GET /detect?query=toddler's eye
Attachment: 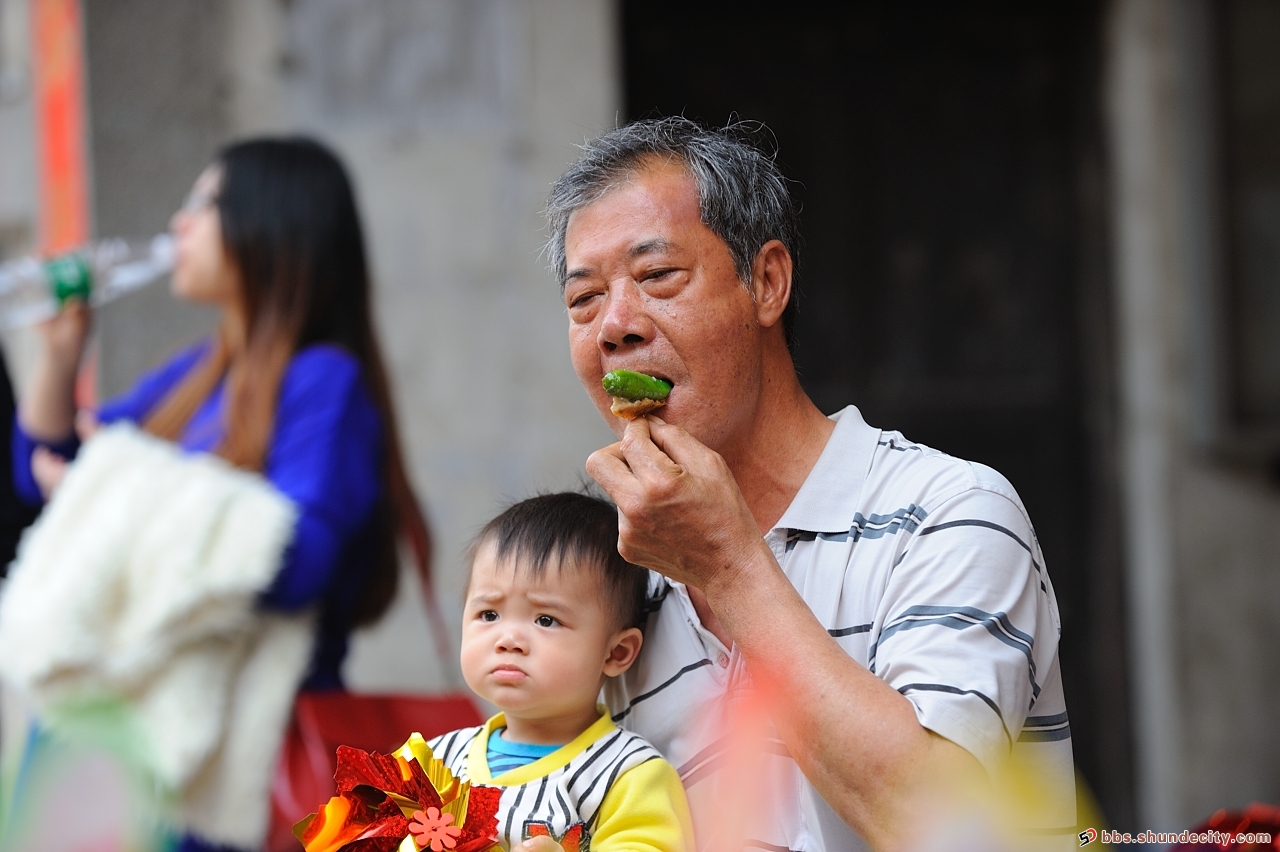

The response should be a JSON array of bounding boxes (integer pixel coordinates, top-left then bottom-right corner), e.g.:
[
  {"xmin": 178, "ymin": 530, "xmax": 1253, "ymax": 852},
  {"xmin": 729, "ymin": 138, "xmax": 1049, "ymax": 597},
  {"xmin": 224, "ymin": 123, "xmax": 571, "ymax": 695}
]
[
  {"xmin": 480, "ymin": 610, "xmax": 499, "ymax": 622},
  {"xmin": 535, "ymin": 615, "xmax": 558, "ymax": 628}
]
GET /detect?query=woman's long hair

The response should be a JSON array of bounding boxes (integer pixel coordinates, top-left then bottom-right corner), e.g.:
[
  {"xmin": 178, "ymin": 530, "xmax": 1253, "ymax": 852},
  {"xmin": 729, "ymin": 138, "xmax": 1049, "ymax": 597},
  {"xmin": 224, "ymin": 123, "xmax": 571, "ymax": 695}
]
[{"xmin": 143, "ymin": 137, "xmax": 430, "ymax": 627}]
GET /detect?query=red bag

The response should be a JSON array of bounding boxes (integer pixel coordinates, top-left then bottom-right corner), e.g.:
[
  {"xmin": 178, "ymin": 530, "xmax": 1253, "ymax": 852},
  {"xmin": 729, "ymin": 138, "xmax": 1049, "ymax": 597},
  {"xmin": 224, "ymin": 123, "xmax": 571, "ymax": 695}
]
[{"xmin": 265, "ymin": 513, "xmax": 482, "ymax": 851}]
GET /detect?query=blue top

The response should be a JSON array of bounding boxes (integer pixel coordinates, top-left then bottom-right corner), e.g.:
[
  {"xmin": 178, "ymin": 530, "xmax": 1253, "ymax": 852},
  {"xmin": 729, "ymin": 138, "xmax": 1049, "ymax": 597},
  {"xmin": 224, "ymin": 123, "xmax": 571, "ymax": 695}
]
[
  {"xmin": 11, "ymin": 340, "xmax": 386, "ymax": 691},
  {"xmin": 486, "ymin": 727, "xmax": 561, "ymax": 776}
]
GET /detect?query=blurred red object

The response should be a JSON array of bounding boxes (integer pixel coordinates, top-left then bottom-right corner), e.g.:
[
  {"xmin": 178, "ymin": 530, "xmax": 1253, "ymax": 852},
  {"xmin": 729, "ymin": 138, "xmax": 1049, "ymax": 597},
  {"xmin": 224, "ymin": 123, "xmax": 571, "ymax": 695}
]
[
  {"xmin": 266, "ymin": 691, "xmax": 483, "ymax": 852},
  {"xmin": 1168, "ymin": 802, "xmax": 1280, "ymax": 851}
]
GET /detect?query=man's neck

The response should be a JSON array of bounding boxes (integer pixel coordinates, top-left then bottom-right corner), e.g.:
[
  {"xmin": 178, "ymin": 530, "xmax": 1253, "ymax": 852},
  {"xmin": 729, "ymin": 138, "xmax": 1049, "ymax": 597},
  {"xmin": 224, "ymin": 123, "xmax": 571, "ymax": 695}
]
[
  {"xmin": 686, "ymin": 369, "xmax": 832, "ymax": 650},
  {"xmin": 718, "ymin": 367, "xmax": 835, "ymax": 536}
]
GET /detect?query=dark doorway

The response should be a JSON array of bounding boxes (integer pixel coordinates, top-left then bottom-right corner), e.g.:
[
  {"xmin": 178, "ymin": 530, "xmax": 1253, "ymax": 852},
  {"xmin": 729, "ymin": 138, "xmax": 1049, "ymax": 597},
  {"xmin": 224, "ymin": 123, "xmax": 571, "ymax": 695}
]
[{"xmin": 623, "ymin": 1, "xmax": 1134, "ymax": 829}]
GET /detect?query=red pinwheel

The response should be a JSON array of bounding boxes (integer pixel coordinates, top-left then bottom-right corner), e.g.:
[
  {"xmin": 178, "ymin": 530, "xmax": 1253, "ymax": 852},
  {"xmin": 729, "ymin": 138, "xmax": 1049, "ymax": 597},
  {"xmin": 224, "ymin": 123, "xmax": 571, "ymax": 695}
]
[{"xmin": 297, "ymin": 735, "xmax": 500, "ymax": 852}]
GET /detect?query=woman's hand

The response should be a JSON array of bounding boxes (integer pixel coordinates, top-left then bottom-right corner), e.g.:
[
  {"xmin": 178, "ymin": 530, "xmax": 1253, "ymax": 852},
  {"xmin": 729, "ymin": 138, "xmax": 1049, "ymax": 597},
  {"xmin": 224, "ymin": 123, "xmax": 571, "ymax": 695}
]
[
  {"xmin": 31, "ymin": 446, "xmax": 68, "ymax": 500},
  {"xmin": 19, "ymin": 301, "xmax": 91, "ymax": 443},
  {"xmin": 38, "ymin": 300, "xmax": 92, "ymax": 376},
  {"xmin": 518, "ymin": 837, "xmax": 565, "ymax": 852},
  {"xmin": 31, "ymin": 411, "xmax": 99, "ymax": 500},
  {"xmin": 75, "ymin": 409, "xmax": 100, "ymax": 441}
]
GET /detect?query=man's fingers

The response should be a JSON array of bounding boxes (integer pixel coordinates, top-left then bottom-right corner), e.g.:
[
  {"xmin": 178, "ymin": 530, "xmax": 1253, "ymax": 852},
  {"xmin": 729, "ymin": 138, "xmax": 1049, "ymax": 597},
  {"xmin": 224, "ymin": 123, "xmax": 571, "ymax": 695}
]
[
  {"xmin": 617, "ymin": 416, "xmax": 684, "ymax": 478},
  {"xmin": 585, "ymin": 443, "xmax": 634, "ymax": 496},
  {"xmin": 645, "ymin": 415, "xmax": 725, "ymax": 474}
]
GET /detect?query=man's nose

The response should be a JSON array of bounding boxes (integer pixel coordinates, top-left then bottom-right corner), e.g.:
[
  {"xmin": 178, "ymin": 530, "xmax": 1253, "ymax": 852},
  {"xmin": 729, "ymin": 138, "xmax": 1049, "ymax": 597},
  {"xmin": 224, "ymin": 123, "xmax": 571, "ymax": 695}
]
[{"xmin": 597, "ymin": 283, "xmax": 651, "ymax": 353}]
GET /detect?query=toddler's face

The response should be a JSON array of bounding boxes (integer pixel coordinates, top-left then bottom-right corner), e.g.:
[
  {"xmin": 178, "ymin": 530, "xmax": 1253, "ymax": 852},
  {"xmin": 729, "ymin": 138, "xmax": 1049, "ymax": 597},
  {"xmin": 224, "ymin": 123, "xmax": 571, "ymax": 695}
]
[{"xmin": 461, "ymin": 542, "xmax": 630, "ymax": 733}]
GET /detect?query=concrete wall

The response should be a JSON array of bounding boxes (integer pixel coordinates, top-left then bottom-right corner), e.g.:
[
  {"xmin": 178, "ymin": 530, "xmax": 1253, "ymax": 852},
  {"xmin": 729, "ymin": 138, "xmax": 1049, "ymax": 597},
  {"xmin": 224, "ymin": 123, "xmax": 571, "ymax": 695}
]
[
  {"xmin": 0, "ymin": 0, "xmax": 33, "ymax": 253},
  {"xmin": 0, "ymin": 0, "xmax": 38, "ymax": 384},
  {"xmin": 74, "ymin": 0, "xmax": 621, "ymax": 691},
  {"xmin": 1106, "ymin": 0, "xmax": 1280, "ymax": 828}
]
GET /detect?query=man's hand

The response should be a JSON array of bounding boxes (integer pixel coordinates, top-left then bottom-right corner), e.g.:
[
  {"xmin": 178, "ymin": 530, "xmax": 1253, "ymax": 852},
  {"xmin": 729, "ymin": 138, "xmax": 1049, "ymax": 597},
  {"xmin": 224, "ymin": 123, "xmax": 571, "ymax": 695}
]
[{"xmin": 585, "ymin": 415, "xmax": 769, "ymax": 596}]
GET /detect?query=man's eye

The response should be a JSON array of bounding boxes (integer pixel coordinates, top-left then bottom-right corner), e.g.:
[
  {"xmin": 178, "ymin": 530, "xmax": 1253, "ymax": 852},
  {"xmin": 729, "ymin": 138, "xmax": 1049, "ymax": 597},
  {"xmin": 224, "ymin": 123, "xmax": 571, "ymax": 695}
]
[
  {"xmin": 568, "ymin": 291, "xmax": 600, "ymax": 310},
  {"xmin": 480, "ymin": 610, "xmax": 498, "ymax": 622},
  {"xmin": 535, "ymin": 615, "xmax": 558, "ymax": 628}
]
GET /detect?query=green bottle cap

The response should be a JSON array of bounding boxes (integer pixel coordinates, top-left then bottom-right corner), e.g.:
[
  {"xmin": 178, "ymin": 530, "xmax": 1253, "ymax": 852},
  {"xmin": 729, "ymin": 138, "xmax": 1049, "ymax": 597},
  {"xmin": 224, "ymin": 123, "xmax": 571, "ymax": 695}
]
[{"xmin": 44, "ymin": 254, "xmax": 93, "ymax": 304}]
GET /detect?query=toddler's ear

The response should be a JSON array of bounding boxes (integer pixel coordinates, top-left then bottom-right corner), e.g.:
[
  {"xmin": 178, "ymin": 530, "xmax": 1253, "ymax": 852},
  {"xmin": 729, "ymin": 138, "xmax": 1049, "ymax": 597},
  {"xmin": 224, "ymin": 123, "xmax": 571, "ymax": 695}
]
[{"xmin": 602, "ymin": 627, "xmax": 643, "ymax": 677}]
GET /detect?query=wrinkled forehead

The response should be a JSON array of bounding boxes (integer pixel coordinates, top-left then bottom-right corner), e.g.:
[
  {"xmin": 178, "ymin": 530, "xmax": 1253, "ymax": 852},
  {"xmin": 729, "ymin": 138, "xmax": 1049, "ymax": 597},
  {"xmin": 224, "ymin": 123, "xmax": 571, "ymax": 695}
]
[
  {"xmin": 577, "ymin": 153, "xmax": 698, "ymax": 217},
  {"xmin": 563, "ymin": 159, "xmax": 708, "ymax": 265}
]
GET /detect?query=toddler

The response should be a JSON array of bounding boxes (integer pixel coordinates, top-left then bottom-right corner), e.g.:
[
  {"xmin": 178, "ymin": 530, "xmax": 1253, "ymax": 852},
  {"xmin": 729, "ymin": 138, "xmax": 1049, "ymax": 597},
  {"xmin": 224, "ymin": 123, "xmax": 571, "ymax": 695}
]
[{"xmin": 426, "ymin": 492, "xmax": 694, "ymax": 852}]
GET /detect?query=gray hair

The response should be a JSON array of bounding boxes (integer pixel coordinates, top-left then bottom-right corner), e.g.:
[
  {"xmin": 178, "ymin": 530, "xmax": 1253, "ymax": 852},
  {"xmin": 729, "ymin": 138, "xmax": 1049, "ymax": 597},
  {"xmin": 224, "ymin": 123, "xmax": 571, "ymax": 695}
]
[{"xmin": 545, "ymin": 116, "xmax": 801, "ymax": 350}]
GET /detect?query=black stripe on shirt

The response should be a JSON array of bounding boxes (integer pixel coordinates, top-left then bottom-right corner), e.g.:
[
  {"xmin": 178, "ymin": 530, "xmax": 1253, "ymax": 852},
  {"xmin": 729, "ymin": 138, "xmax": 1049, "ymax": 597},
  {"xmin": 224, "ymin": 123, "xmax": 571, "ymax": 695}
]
[
  {"xmin": 786, "ymin": 504, "xmax": 929, "ymax": 550},
  {"xmin": 1017, "ymin": 726, "xmax": 1072, "ymax": 743},
  {"xmin": 612, "ymin": 658, "xmax": 715, "ymax": 723},
  {"xmin": 681, "ymin": 751, "xmax": 727, "ymax": 788},
  {"xmin": 576, "ymin": 741, "xmax": 649, "ymax": 816},
  {"xmin": 646, "ymin": 579, "xmax": 671, "ymax": 614},
  {"xmin": 435, "ymin": 729, "xmax": 464, "ymax": 765},
  {"xmin": 676, "ymin": 737, "xmax": 794, "ymax": 789},
  {"xmin": 1019, "ymin": 712, "xmax": 1072, "ymax": 742},
  {"xmin": 870, "ymin": 605, "xmax": 1040, "ymax": 700},
  {"xmin": 897, "ymin": 682, "xmax": 1011, "ymax": 747},
  {"xmin": 582, "ymin": 747, "xmax": 656, "ymax": 826},
  {"xmin": 528, "ymin": 775, "xmax": 549, "ymax": 817},
  {"xmin": 918, "ymin": 518, "xmax": 1044, "ymax": 575},
  {"xmin": 829, "ymin": 623, "xmax": 873, "ymax": 637},
  {"xmin": 554, "ymin": 785, "xmax": 571, "ymax": 824},
  {"xmin": 503, "ymin": 780, "xmax": 527, "ymax": 842},
  {"xmin": 675, "ymin": 736, "xmax": 728, "ymax": 777},
  {"xmin": 565, "ymin": 730, "xmax": 622, "ymax": 789}
]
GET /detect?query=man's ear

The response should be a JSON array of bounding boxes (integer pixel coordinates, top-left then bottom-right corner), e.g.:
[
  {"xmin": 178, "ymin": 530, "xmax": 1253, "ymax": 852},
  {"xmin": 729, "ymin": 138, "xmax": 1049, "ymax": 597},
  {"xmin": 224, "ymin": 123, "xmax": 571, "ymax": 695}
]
[
  {"xmin": 750, "ymin": 239, "xmax": 793, "ymax": 329},
  {"xmin": 602, "ymin": 627, "xmax": 643, "ymax": 677}
]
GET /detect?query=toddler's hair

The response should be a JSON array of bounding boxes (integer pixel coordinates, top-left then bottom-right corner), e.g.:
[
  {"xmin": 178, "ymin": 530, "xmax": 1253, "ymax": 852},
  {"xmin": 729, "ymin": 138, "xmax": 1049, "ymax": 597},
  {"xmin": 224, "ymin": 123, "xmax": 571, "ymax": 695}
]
[{"xmin": 469, "ymin": 491, "xmax": 650, "ymax": 632}]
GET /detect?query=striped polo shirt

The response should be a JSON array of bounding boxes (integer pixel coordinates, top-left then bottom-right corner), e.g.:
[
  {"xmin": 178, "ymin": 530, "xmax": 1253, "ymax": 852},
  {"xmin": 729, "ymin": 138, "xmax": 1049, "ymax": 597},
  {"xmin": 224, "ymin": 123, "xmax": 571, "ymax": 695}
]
[{"xmin": 603, "ymin": 405, "xmax": 1076, "ymax": 852}]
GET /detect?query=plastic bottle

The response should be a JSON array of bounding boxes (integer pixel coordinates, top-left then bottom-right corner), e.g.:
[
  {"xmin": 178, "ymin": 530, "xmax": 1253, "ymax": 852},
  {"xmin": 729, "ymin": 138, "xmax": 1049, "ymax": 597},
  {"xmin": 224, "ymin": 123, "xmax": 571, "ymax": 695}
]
[{"xmin": 0, "ymin": 234, "xmax": 175, "ymax": 330}]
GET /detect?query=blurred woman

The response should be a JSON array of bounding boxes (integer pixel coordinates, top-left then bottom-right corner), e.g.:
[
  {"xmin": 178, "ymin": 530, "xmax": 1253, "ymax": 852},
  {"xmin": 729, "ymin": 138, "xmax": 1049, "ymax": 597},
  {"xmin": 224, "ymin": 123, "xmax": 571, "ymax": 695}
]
[{"xmin": 12, "ymin": 137, "xmax": 430, "ymax": 850}]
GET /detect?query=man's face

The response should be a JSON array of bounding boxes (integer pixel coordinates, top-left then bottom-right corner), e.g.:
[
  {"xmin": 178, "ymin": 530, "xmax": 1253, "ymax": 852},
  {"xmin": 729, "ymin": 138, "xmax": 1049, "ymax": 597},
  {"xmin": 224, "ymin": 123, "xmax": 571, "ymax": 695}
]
[{"xmin": 563, "ymin": 159, "xmax": 764, "ymax": 448}]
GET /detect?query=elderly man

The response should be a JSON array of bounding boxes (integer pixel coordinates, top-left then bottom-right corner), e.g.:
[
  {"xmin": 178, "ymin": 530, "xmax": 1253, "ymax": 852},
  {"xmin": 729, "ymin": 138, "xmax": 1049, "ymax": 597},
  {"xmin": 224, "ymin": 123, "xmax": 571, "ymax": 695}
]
[{"xmin": 547, "ymin": 118, "xmax": 1075, "ymax": 852}]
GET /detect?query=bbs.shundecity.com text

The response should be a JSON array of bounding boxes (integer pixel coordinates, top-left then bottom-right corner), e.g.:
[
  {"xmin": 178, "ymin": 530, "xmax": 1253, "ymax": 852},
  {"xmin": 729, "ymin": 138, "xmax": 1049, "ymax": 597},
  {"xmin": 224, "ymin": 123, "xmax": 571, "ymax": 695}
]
[{"xmin": 1079, "ymin": 827, "xmax": 1273, "ymax": 846}]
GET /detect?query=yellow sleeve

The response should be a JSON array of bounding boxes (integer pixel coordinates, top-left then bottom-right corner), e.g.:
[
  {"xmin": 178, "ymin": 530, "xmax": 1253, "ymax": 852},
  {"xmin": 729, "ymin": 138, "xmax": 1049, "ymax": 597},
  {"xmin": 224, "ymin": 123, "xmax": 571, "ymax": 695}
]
[{"xmin": 590, "ymin": 757, "xmax": 695, "ymax": 852}]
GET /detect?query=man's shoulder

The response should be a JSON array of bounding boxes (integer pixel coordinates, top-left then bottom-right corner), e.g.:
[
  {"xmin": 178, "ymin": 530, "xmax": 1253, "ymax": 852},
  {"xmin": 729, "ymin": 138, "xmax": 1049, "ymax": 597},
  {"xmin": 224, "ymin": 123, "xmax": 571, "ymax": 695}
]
[
  {"xmin": 862, "ymin": 427, "xmax": 1027, "ymax": 517},
  {"xmin": 780, "ymin": 405, "xmax": 1032, "ymax": 537}
]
